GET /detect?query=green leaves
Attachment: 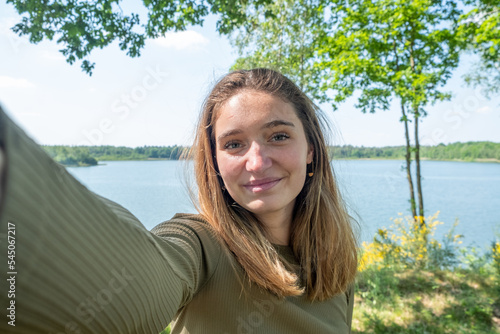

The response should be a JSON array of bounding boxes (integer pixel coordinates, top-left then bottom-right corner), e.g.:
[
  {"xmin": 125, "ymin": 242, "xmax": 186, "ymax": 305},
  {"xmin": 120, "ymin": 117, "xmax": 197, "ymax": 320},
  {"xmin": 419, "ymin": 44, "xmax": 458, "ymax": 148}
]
[
  {"xmin": 228, "ymin": 0, "xmax": 331, "ymax": 104},
  {"xmin": 321, "ymin": 0, "xmax": 463, "ymax": 114},
  {"xmin": 144, "ymin": 0, "xmax": 209, "ymax": 36},
  {"xmin": 458, "ymin": 0, "xmax": 500, "ymax": 97},
  {"xmin": 5, "ymin": 0, "xmax": 273, "ymax": 74},
  {"xmin": 7, "ymin": 0, "xmax": 145, "ymax": 75},
  {"xmin": 7, "ymin": 0, "xmax": 498, "ymax": 97}
]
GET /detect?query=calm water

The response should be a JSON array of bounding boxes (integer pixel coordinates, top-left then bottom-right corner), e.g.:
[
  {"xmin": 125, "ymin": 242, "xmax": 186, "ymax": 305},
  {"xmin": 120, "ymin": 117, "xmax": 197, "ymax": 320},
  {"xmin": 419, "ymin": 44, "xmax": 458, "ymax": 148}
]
[{"xmin": 67, "ymin": 160, "xmax": 500, "ymax": 249}]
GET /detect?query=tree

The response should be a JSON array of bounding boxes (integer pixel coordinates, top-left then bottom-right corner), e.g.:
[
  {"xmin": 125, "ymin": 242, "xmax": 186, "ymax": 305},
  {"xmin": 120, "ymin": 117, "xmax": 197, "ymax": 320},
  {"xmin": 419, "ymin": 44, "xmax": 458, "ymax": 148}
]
[
  {"xmin": 229, "ymin": 0, "xmax": 328, "ymax": 103},
  {"xmin": 459, "ymin": 0, "xmax": 500, "ymax": 97},
  {"xmin": 5, "ymin": 0, "xmax": 272, "ymax": 74},
  {"xmin": 318, "ymin": 0, "xmax": 463, "ymax": 221}
]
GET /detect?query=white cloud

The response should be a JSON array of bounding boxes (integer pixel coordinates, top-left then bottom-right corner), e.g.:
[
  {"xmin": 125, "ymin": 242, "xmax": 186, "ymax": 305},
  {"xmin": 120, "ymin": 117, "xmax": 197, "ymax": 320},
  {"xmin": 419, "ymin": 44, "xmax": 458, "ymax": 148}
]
[
  {"xmin": 0, "ymin": 76, "xmax": 36, "ymax": 88},
  {"xmin": 475, "ymin": 106, "xmax": 492, "ymax": 114},
  {"xmin": 153, "ymin": 30, "xmax": 209, "ymax": 50}
]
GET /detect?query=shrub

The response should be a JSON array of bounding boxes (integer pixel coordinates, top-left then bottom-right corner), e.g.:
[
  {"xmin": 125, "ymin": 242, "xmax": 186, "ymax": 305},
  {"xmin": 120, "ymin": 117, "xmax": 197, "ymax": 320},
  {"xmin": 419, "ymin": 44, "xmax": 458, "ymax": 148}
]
[{"xmin": 359, "ymin": 212, "xmax": 463, "ymax": 272}]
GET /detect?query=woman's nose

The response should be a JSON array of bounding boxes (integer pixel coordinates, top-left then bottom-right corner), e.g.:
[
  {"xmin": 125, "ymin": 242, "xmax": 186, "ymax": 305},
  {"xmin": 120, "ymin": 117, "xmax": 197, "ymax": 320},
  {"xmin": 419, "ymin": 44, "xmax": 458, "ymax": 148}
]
[{"xmin": 245, "ymin": 142, "xmax": 271, "ymax": 173}]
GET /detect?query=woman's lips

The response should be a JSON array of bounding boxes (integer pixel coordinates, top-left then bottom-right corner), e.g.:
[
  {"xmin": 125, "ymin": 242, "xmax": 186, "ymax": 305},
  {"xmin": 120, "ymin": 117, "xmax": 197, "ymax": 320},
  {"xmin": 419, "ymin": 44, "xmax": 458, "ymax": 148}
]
[{"xmin": 243, "ymin": 178, "xmax": 282, "ymax": 193}]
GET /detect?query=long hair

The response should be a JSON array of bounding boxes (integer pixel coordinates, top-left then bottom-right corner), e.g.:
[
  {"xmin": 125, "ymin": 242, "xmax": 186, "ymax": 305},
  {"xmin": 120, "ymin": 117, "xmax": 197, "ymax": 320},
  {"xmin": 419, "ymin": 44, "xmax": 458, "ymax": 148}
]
[{"xmin": 190, "ymin": 68, "xmax": 358, "ymax": 301}]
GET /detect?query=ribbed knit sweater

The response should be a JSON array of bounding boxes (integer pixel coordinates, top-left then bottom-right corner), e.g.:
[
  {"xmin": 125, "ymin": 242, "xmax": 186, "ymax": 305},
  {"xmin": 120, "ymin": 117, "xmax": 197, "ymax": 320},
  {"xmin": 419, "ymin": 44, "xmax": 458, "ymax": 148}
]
[{"xmin": 0, "ymin": 106, "xmax": 353, "ymax": 334}]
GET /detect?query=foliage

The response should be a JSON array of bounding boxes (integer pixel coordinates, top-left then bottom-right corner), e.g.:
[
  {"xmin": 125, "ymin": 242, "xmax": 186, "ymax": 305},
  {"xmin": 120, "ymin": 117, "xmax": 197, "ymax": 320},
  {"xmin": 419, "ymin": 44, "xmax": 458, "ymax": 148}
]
[
  {"xmin": 329, "ymin": 141, "xmax": 500, "ymax": 161},
  {"xmin": 355, "ymin": 212, "xmax": 500, "ymax": 333},
  {"xmin": 42, "ymin": 144, "xmax": 188, "ymax": 166},
  {"xmin": 494, "ymin": 241, "xmax": 500, "ymax": 272},
  {"xmin": 459, "ymin": 0, "xmax": 500, "ymax": 97},
  {"xmin": 6, "ymin": 0, "xmax": 145, "ymax": 74},
  {"xmin": 43, "ymin": 146, "xmax": 98, "ymax": 166},
  {"xmin": 320, "ymin": 0, "xmax": 466, "ymax": 219},
  {"xmin": 358, "ymin": 212, "xmax": 463, "ymax": 271},
  {"xmin": 5, "ymin": 0, "xmax": 273, "ymax": 74},
  {"xmin": 354, "ymin": 267, "xmax": 499, "ymax": 333},
  {"xmin": 229, "ymin": 0, "xmax": 328, "ymax": 103},
  {"xmin": 319, "ymin": 0, "xmax": 463, "ymax": 113},
  {"xmin": 493, "ymin": 240, "xmax": 500, "ymax": 292},
  {"xmin": 420, "ymin": 141, "xmax": 500, "ymax": 161}
]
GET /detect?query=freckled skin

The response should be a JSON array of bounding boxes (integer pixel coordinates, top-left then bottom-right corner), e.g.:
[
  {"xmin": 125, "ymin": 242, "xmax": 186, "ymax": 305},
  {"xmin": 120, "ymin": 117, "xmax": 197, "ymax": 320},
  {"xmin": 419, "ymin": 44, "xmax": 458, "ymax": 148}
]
[{"xmin": 215, "ymin": 91, "xmax": 313, "ymax": 243}]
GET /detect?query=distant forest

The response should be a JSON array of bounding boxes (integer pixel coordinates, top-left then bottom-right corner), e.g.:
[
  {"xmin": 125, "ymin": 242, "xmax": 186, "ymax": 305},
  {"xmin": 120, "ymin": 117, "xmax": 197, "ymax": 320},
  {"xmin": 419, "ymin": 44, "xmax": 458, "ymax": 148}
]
[
  {"xmin": 42, "ymin": 141, "xmax": 500, "ymax": 166},
  {"xmin": 42, "ymin": 145, "xmax": 188, "ymax": 166},
  {"xmin": 330, "ymin": 141, "xmax": 500, "ymax": 161}
]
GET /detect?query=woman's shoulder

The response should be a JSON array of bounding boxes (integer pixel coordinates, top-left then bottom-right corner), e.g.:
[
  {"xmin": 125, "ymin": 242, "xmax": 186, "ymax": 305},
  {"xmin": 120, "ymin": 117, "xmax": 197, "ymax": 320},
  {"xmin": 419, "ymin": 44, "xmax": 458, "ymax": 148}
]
[
  {"xmin": 150, "ymin": 213, "xmax": 223, "ymax": 259},
  {"xmin": 151, "ymin": 213, "xmax": 214, "ymax": 237}
]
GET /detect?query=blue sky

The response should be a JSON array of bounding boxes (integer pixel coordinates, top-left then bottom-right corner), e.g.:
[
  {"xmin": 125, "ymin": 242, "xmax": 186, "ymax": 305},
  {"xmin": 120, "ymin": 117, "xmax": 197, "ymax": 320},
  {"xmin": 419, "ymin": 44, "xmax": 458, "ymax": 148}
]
[{"xmin": 1, "ymin": 2, "xmax": 499, "ymax": 148}]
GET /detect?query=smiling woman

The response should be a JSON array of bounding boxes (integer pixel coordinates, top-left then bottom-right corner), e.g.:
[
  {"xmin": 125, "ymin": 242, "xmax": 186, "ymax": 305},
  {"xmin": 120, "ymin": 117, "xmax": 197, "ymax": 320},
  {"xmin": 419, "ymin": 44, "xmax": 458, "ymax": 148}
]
[
  {"xmin": 0, "ymin": 69, "xmax": 358, "ymax": 334},
  {"xmin": 215, "ymin": 91, "xmax": 313, "ymax": 244}
]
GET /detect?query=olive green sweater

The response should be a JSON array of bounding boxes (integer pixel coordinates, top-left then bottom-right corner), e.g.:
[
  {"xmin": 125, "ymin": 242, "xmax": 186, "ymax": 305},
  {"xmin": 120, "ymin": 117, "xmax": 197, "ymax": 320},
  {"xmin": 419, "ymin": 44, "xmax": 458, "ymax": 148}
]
[{"xmin": 0, "ymin": 107, "xmax": 353, "ymax": 334}]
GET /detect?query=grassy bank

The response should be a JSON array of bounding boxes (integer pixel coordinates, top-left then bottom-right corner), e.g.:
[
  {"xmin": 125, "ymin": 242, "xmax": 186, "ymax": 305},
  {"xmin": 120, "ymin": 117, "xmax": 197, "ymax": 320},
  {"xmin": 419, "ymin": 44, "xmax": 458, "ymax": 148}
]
[
  {"xmin": 354, "ymin": 266, "xmax": 498, "ymax": 333},
  {"xmin": 354, "ymin": 213, "xmax": 500, "ymax": 333}
]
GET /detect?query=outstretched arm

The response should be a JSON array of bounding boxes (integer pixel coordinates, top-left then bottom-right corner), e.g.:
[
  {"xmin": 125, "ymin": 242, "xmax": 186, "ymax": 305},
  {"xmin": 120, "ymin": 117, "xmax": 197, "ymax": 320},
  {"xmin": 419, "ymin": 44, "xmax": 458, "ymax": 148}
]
[{"xmin": 0, "ymin": 107, "xmax": 214, "ymax": 333}]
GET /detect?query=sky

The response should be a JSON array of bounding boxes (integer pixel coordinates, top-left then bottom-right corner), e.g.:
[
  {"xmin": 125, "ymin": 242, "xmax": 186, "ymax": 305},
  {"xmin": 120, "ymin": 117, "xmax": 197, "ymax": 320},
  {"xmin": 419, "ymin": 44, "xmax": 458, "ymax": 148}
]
[{"xmin": 1, "ymin": 2, "xmax": 499, "ymax": 148}]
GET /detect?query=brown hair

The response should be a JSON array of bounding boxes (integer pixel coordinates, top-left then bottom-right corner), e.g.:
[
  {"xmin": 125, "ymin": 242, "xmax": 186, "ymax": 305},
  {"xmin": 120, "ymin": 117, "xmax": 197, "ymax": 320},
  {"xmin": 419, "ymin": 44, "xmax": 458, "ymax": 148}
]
[{"xmin": 190, "ymin": 68, "xmax": 358, "ymax": 301}]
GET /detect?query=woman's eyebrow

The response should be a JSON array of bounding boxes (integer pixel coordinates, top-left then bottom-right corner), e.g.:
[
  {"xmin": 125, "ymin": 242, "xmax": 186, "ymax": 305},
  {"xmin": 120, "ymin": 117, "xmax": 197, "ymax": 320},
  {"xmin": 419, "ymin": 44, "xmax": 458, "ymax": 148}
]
[
  {"xmin": 217, "ymin": 129, "xmax": 243, "ymax": 142},
  {"xmin": 262, "ymin": 120, "xmax": 295, "ymax": 129},
  {"xmin": 217, "ymin": 120, "xmax": 295, "ymax": 142}
]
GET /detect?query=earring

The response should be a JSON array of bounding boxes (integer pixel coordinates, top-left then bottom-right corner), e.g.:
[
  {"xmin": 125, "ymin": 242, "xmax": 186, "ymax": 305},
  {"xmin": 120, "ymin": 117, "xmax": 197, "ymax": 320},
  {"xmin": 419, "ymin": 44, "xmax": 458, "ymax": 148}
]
[{"xmin": 308, "ymin": 162, "xmax": 314, "ymax": 177}]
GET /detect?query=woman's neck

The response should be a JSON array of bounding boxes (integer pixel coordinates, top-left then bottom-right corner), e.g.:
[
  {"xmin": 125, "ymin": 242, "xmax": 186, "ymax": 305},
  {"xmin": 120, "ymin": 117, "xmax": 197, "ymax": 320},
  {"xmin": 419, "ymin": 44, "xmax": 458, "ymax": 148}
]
[{"xmin": 257, "ymin": 209, "xmax": 293, "ymax": 246}]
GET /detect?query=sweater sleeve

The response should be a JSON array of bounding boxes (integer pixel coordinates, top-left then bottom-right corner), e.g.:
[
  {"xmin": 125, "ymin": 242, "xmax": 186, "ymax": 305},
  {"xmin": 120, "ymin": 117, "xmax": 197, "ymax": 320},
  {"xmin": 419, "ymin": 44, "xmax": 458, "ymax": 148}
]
[{"xmin": 0, "ymin": 107, "xmax": 219, "ymax": 333}]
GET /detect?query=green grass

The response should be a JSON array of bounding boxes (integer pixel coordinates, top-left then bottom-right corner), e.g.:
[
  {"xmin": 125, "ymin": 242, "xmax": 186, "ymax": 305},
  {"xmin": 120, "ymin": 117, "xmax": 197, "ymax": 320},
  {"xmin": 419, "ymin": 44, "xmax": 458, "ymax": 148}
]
[{"xmin": 353, "ymin": 266, "xmax": 500, "ymax": 333}]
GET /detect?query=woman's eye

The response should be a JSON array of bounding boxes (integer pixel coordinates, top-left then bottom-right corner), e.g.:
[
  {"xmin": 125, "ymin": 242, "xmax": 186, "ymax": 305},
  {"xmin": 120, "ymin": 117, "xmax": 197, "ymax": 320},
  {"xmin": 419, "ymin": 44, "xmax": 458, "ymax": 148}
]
[
  {"xmin": 271, "ymin": 133, "xmax": 290, "ymax": 142},
  {"xmin": 224, "ymin": 141, "xmax": 241, "ymax": 150}
]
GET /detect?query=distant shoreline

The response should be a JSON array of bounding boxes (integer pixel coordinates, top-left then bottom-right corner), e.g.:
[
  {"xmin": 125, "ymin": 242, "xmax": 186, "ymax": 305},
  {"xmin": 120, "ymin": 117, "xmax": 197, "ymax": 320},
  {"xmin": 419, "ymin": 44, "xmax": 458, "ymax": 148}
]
[
  {"xmin": 82, "ymin": 157, "xmax": 499, "ymax": 167},
  {"xmin": 336, "ymin": 157, "xmax": 500, "ymax": 163},
  {"xmin": 43, "ymin": 141, "xmax": 500, "ymax": 166}
]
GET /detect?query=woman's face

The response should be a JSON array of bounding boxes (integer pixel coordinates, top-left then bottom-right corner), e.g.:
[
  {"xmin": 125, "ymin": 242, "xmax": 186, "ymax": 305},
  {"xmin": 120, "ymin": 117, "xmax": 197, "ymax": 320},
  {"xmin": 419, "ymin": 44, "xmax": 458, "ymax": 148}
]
[{"xmin": 214, "ymin": 90, "xmax": 313, "ymax": 224}]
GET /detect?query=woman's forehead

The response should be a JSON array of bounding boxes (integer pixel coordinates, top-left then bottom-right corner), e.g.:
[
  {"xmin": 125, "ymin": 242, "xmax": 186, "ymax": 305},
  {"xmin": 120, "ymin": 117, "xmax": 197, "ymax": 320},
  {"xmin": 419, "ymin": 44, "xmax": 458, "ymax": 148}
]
[{"xmin": 214, "ymin": 91, "xmax": 299, "ymax": 130}]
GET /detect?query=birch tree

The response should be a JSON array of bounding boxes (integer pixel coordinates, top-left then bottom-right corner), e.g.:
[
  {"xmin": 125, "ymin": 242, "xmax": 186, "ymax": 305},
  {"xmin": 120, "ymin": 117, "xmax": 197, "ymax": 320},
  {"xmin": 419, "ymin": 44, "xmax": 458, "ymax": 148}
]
[{"xmin": 319, "ymin": 0, "xmax": 463, "ymax": 221}]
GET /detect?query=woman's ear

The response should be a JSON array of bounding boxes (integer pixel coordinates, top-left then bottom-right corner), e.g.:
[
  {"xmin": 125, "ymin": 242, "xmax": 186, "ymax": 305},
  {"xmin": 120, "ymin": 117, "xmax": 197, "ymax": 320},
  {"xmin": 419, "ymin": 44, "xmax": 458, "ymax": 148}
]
[{"xmin": 306, "ymin": 145, "xmax": 314, "ymax": 164}]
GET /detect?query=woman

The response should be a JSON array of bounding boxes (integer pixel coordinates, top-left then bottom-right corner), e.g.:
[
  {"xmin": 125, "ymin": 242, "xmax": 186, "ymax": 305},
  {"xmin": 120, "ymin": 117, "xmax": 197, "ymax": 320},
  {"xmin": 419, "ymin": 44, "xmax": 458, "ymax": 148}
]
[{"xmin": 0, "ymin": 68, "xmax": 358, "ymax": 333}]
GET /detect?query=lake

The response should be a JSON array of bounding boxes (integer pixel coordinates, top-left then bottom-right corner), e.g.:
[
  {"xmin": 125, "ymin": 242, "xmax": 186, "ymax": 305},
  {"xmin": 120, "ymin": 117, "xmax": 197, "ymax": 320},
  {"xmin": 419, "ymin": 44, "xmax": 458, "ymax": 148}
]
[{"xmin": 67, "ymin": 159, "xmax": 500, "ymax": 250}]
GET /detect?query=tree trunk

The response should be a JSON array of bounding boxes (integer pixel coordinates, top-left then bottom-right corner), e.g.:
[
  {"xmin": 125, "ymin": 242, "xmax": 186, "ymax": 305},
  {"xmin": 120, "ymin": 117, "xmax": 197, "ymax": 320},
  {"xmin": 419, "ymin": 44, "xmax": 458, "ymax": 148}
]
[
  {"xmin": 401, "ymin": 102, "xmax": 417, "ymax": 218},
  {"xmin": 409, "ymin": 35, "xmax": 425, "ymax": 226},
  {"xmin": 393, "ymin": 40, "xmax": 417, "ymax": 219},
  {"xmin": 414, "ymin": 106, "xmax": 425, "ymax": 225}
]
